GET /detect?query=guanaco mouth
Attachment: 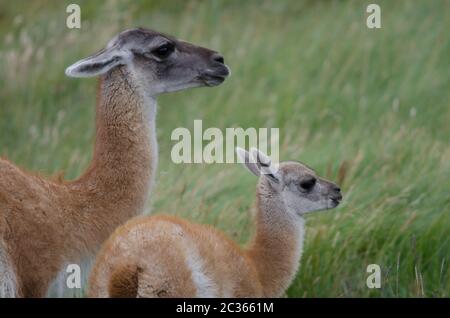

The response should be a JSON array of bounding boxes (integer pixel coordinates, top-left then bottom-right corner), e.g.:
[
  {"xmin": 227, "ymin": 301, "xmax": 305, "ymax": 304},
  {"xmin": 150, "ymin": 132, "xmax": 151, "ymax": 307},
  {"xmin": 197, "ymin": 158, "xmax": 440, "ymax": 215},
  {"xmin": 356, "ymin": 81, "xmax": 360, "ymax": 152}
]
[
  {"xmin": 199, "ymin": 74, "xmax": 227, "ymax": 86},
  {"xmin": 198, "ymin": 66, "xmax": 230, "ymax": 86},
  {"xmin": 330, "ymin": 197, "xmax": 342, "ymax": 207}
]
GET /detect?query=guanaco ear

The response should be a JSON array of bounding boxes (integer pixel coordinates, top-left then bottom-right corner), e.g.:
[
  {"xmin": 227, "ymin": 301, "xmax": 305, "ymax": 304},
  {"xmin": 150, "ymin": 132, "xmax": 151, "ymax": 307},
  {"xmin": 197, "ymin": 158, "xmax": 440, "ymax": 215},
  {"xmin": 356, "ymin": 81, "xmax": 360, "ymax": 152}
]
[
  {"xmin": 236, "ymin": 147, "xmax": 260, "ymax": 177},
  {"xmin": 249, "ymin": 147, "xmax": 279, "ymax": 182},
  {"xmin": 65, "ymin": 45, "xmax": 127, "ymax": 78}
]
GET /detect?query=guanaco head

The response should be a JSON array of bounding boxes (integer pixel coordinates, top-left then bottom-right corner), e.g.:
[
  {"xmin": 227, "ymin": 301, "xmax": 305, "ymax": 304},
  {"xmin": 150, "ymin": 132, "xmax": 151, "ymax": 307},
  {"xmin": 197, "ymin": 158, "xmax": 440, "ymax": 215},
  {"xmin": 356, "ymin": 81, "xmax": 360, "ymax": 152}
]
[
  {"xmin": 65, "ymin": 28, "xmax": 230, "ymax": 95},
  {"xmin": 236, "ymin": 147, "xmax": 343, "ymax": 216}
]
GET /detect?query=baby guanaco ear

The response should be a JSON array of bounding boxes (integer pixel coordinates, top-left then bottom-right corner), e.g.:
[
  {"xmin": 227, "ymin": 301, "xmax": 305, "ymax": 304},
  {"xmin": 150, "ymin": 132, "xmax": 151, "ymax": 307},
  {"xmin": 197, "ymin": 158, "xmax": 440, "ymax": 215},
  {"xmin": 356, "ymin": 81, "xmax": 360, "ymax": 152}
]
[
  {"xmin": 249, "ymin": 147, "xmax": 279, "ymax": 182},
  {"xmin": 65, "ymin": 45, "xmax": 128, "ymax": 78},
  {"xmin": 236, "ymin": 147, "xmax": 279, "ymax": 183},
  {"xmin": 236, "ymin": 147, "xmax": 260, "ymax": 177}
]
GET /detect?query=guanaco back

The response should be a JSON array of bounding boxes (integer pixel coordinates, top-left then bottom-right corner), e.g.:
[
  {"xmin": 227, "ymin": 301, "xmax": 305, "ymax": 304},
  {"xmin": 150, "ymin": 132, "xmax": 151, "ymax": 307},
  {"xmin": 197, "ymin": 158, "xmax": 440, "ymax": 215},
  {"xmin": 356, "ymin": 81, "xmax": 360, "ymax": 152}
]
[{"xmin": 88, "ymin": 148, "xmax": 342, "ymax": 297}]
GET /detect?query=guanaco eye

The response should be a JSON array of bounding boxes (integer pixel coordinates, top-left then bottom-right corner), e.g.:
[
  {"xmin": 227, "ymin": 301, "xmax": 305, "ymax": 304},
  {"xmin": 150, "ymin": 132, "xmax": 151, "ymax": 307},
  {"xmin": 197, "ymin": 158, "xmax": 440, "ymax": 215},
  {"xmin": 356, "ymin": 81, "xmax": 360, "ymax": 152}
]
[
  {"xmin": 152, "ymin": 43, "xmax": 174, "ymax": 59},
  {"xmin": 299, "ymin": 177, "xmax": 316, "ymax": 191}
]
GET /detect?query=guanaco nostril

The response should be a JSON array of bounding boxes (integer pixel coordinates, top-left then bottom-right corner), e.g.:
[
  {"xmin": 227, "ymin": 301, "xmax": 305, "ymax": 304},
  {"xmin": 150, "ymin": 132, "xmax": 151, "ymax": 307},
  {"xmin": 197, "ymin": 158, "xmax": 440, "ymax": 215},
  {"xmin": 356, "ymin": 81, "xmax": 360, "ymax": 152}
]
[{"xmin": 212, "ymin": 54, "xmax": 225, "ymax": 64}]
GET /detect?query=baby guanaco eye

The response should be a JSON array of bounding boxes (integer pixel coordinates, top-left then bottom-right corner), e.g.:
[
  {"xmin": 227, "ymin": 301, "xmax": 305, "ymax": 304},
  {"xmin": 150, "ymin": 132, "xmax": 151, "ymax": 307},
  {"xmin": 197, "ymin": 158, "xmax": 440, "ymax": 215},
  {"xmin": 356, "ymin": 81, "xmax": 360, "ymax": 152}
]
[
  {"xmin": 299, "ymin": 177, "xmax": 316, "ymax": 191},
  {"xmin": 152, "ymin": 43, "xmax": 174, "ymax": 59}
]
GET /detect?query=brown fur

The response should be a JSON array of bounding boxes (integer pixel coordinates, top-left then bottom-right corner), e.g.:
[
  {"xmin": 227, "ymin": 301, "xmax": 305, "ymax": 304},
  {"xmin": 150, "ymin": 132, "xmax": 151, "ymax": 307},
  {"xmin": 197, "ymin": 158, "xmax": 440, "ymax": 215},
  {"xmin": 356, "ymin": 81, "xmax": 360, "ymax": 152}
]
[
  {"xmin": 0, "ymin": 67, "xmax": 156, "ymax": 297},
  {"xmin": 109, "ymin": 263, "xmax": 142, "ymax": 298},
  {"xmin": 89, "ymin": 177, "xmax": 305, "ymax": 298},
  {"xmin": 88, "ymin": 215, "xmax": 261, "ymax": 297}
]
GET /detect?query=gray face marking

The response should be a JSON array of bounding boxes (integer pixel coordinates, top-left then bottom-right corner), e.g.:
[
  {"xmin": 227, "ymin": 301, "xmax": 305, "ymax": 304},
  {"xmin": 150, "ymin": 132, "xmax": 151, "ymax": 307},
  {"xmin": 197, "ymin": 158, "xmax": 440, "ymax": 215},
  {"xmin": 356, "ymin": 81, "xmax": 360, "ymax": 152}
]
[{"xmin": 66, "ymin": 28, "xmax": 230, "ymax": 96}]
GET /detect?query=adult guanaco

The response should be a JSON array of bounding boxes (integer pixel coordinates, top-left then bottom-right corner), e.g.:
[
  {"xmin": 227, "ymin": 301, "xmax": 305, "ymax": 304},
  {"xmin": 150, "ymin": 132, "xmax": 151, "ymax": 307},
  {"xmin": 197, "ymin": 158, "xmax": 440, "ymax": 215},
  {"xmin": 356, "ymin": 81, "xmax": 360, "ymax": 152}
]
[{"xmin": 0, "ymin": 27, "xmax": 229, "ymax": 297}]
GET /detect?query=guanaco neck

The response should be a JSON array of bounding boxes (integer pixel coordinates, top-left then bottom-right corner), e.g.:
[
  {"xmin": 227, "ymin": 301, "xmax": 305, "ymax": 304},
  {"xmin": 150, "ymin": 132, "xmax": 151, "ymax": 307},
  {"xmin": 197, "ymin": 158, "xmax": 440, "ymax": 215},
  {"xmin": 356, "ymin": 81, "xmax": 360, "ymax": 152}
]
[
  {"xmin": 245, "ymin": 178, "xmax": 305, "ymax": 297},
  {"xmin": 68, "ymin": 66, "xmax": 157, "ymax": 247}
]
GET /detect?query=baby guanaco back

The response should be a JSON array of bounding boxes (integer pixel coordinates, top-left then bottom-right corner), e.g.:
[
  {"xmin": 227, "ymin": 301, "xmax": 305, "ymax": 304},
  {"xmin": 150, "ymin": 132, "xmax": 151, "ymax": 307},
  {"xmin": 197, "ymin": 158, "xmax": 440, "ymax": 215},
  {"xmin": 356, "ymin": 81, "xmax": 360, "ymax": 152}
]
[{"xmin": 88, "ymin": 148, "xmax": 342, "ymax": 297}]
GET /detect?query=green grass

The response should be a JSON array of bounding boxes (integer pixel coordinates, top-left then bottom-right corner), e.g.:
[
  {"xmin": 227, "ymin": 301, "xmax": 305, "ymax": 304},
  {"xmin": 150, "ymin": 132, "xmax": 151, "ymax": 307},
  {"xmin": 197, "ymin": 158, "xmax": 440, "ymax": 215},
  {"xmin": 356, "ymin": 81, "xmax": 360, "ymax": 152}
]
[{"xmin": 0, "ymin": 0, "xmax": 449, "ymax": 297}]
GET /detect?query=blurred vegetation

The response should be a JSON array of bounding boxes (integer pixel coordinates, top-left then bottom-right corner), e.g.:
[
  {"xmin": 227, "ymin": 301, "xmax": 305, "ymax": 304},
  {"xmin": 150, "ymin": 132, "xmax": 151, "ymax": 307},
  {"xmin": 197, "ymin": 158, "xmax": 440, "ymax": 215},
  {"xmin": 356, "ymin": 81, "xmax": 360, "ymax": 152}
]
[{"xmin": 0, "ymin": 0, "xmax": 449, "ymax": 297}]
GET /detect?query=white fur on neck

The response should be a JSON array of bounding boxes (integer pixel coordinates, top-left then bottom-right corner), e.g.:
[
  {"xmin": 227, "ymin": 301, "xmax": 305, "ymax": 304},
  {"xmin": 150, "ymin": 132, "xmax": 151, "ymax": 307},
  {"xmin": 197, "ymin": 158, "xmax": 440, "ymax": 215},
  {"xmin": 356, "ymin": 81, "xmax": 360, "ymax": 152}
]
[
  {"xmin": 123, "ymin": 66, "xmax": 159, "ymax": 211},
  {"xmin": 140, "ymin": 91, "xmax": 158, "ymax": 211}
]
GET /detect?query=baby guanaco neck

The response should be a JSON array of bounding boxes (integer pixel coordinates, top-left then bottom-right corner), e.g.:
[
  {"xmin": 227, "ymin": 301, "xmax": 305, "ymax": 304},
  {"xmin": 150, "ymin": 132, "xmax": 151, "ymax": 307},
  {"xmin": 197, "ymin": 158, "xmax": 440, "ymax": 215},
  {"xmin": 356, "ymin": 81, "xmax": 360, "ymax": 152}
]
[{"xmin": 246, "ymin": 178, "xmax": 305, "ymax": 297}]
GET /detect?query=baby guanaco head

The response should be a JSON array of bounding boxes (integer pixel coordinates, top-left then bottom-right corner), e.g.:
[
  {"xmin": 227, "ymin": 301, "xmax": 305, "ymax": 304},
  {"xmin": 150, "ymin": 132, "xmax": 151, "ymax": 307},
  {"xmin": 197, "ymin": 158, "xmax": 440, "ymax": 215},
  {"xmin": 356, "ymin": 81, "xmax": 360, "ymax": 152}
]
[
  {"xmin": 236, "ymin": 147, "xmax": 343, "ymax": 216},
  {"xmin": 65, "ymin": 27, "xmax": 230, "ymax": 95}
]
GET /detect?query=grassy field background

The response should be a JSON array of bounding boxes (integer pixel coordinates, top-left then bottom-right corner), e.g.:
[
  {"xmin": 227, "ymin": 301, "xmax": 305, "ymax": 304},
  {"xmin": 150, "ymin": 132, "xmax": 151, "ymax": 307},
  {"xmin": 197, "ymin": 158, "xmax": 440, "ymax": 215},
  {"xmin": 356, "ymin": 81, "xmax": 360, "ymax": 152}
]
[{"xmin": 0, "ymin": 0, "xmax": 449, "ymax": 297}]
